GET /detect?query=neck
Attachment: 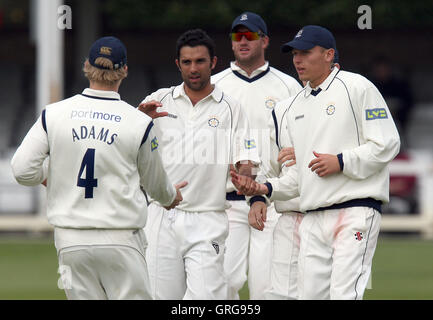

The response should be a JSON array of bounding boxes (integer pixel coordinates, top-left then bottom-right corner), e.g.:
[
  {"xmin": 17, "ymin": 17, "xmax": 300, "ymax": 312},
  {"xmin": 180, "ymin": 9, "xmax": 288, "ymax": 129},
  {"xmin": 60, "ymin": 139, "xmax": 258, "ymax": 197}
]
[
  {"xmin": 309, "ymin": 69, "xmax": 333, "ymax": 89},
  {"xmin": 89, "ymin": 81, "xmax": 120, "ymax": 92},
  {"xmin": 235, "ymin": 59, "xmax": 266, "ymax": 76},
  {"xmin": 184, "ymin": 83, "xmax": 214, "ymax": 106}
]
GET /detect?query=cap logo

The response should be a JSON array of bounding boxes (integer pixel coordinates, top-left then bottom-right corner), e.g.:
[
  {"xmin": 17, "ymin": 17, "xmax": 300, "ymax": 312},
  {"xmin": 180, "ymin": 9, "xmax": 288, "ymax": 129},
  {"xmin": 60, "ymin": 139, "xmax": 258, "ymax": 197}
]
[
  {"xmin": 99, "ymin": 46, "xmax": 112, "ymax": 55},
  {"xmin": 295, "ymin": 29, "xmax": 303, "ymax": 38},
  {"xmin": 240, "ymin": 14, "xmax": 248, "ymax": 21}
]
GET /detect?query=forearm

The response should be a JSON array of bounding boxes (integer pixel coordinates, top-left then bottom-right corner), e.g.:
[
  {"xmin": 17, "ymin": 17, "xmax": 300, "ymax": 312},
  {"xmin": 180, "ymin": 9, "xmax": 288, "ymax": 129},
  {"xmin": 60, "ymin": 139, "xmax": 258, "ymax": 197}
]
[{"xmin": 236, "ymin": 161, "xmax": 257, "ymax": 180}]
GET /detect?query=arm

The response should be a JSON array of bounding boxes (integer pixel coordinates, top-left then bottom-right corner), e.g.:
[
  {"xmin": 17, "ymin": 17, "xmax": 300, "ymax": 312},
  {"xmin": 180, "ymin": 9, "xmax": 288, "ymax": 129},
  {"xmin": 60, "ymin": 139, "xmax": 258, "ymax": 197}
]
[
  {"xmin": 138, "ymin": 124, "xmax": 186, "ymax": 209},
  {"xmin": 11, "ymin": 115, "xmax": 49, "ymax": 186},
  {"xmin": 341, "ymin": 85, "xmax": 400, "ymax": 180}
]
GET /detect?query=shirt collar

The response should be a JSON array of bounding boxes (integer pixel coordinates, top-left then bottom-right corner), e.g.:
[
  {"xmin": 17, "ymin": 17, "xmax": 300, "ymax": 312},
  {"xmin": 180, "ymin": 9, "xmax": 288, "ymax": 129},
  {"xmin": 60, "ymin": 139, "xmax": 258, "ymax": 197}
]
[
  {"xmin": 172, "ymin": 83, "xmax": 223, "ymax": 103},
  {"xmin": 82, "ymin": 88, "xmax": 121, "ymax": 100},
  {"xmin": 305, "ymin": 67, "xmax": 340, "ymax": 97},
  {"xmin": 230, "ymin": 61, "xmax": 269, "ymax": 78}
]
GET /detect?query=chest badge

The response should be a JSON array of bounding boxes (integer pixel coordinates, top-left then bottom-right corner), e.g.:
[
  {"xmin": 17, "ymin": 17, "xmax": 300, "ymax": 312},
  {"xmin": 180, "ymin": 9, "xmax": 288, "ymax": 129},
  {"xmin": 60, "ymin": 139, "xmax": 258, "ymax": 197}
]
[
  {"xmin": 326, "ymin": 104, "xmax": 336, "ymax": 115},
  {"xmin": 265, "ymin": 98, "xmax": 277, "ymax": 109},
  {"xmin": 208, "ymin": 116, "xmax": 220, "ymax": 128}
]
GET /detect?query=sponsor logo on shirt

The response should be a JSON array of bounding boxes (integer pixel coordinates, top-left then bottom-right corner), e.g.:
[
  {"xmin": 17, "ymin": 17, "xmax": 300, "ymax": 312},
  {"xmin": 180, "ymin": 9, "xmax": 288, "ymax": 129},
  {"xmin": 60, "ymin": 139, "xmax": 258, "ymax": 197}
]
[
  {"xmin": 354, "ymin": 232, "xmax": 363, "ymax": 241},
  {"xmin": 167, "ymin": 113, "xmax": 178, "ymax": 119},
  {"xmin": 151, "ymin": 136, "xmax": 159, "ymax": 151},
  {"xmin": 244, "ymin": 139, "xmax": 256, "ymax": 149},
  {"xmin": 71, "ymin": 109, "xmax": 122, "ymax": 123},
  {"xmin": 211, "ymin": 241, "xmax": 220, "ymax": 254},
  {"xmin": 366, "ymin": 108, "xmax": 388, "ymax": 120}
]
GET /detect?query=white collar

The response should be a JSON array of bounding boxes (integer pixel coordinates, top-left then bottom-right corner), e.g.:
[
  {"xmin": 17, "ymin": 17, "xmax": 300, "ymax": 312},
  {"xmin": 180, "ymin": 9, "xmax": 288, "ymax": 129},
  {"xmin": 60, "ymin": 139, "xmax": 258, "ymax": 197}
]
[
  {"xmin": 230, "ymin": 61, "xmax": 269, "ymax": 78},
  {"xmin": 82, "ymin": 88, "xmax": 121, "ymax": 100},
  {"xmin": 305, "ymin": 67, "xmax": 340, "ymax": 97}
]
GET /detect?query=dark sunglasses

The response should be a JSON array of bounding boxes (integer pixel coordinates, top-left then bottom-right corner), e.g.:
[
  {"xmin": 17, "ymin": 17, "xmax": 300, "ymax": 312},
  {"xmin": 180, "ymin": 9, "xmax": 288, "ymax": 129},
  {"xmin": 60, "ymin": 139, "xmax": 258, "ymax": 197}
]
[{"xmin": 230, "ymin": 31, "xmax": 264, "ymax": 42}]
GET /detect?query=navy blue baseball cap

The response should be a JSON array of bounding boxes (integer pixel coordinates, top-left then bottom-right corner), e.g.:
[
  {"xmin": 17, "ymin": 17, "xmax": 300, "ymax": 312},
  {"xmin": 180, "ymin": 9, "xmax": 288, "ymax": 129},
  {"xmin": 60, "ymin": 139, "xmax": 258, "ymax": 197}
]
[
  {"xmin": 281, "ymin": 25, "xmax": 336, "ymax": 52},
  {"xmin": 231, "ymin": 12, "xmax": 268, "ymax": 36},
  {"xmin": 89, "ymin": 36, "xmax": 127, "ymax": 70}
]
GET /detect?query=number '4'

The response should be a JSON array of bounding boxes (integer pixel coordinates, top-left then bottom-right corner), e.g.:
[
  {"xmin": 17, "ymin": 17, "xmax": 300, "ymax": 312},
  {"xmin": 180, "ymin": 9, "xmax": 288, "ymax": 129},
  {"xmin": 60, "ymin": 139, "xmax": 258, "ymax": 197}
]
[{"xmin": 77, "ymin": 148, "xmax": 98, "ymax": 198}]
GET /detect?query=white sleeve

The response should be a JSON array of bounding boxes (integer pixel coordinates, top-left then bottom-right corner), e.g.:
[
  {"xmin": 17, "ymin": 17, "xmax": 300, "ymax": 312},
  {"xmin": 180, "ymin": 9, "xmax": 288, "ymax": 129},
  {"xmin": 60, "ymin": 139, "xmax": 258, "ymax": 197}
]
[
  {"xmin": 267, "ymin": 109, "xmax": 300, "ymax": 201},
  {"xmin": 342, "ymin": 85, "xmax": 401, "ymax": 180},
  {"xmin": 231, "ymin": 103, "xmax": 261, "ymax": 166},
  {"xmin": 138, "ymin": 123, "xmax": 176, "ymax": 207},
  {"xmin": 11, "ymin": 115, "xmax": 49, "ymax": 186}
]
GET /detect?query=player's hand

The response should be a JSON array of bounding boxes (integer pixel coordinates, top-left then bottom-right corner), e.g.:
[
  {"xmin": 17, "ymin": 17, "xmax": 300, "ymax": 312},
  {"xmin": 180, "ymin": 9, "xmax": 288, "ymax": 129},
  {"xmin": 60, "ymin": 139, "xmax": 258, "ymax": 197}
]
[
  {"xmin": 248, "ymin": 201, "xmax": 267, "ymax": 231},
  {"xmin": 308, "ymin": 151, "xmax": 341, "ymax": 177},
  {"xmin": 165, "ymin": 181, "xmax": 188, "ymax": 210},
  {"xmin": 42, "ymin": 179, "xmax": 47, "ymax": 187},
  {"xmin": 230, "ymin": 170, "xmax": 268, "ymax": 196},
  {"xmin": 138, "ymin": 100, "xmax": 168, "ymax": 119},
  {"xmin": 278, "ymin": 147, "xmax": 296, "ymax": 167}
]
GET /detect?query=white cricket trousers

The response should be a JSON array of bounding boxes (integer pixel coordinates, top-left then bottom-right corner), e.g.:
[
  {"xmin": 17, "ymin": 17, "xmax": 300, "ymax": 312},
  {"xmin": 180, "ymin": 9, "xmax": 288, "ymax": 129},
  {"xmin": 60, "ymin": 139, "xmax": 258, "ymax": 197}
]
[
  {"xmin": 144, "ymin": 203, "xmax": 229, "ymax": 300},
  {"xmin": 265, "ymin": 211, "xmax": 303, "ymax": 300},
  {"xmin": 224, "ymin": 200, "xmax": 279, "ymax": 300},
  {"xmin": 297, "ymin": 207, "xmax": 381, "ymax": 300},
  {"xmin": 54, "ymin": 228, "xmax": 152, "ymax": 300}
]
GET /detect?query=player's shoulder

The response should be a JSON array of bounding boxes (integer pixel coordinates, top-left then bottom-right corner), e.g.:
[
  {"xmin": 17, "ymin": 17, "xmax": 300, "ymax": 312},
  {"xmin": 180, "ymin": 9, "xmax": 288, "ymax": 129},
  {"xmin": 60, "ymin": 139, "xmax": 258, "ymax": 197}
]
[
  {"xmin": 211, "ymin": 67, "xmax": 233, "ymax": 84},
  {"xmin": 268, "ymin": 66, "xmax": 301, "ymax": 86},
  {"xmin": 142, "ymin": 86, "xmax": 177, "ymax": 103},
  {"xmin": 335, "ymin": 70, "xmax": 376, "ymax": 90},
  {"xmin": 216, "ymin": 85, "xmax": 241, "ymax": 107}
]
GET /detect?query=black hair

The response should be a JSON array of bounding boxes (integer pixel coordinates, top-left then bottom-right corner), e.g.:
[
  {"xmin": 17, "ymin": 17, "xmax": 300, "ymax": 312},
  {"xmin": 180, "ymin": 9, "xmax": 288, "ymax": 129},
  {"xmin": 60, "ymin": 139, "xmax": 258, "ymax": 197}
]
[{"xmin": 176, "ymin": 29, "xmax": 216, "ymax": 59}]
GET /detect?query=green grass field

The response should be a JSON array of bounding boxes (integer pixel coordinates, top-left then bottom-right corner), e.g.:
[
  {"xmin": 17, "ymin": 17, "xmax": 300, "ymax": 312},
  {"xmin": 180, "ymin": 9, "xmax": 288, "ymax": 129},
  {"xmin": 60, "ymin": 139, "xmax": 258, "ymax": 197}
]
[{"xmin": 0, "ymin": 235, "xmax": 432, "ymax": 300}]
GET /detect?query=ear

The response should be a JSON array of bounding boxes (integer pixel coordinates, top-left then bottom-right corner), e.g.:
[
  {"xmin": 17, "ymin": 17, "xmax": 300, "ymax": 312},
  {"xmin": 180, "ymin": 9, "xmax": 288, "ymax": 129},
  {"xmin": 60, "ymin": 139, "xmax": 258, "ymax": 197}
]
[
  {"xmin": 326, "ymin": 49, "xmax": 335, "ymax": 63},
  {"xmin": 262, "ymin": 36, "xmax": 270, "ymax": 50},
  {"xmin": 175, "ymin": 59, "xmax": 181, "ymax": 71},
  {"xmin": 211, "ymin": 56, "xmax": 217, "ymax": 70}
]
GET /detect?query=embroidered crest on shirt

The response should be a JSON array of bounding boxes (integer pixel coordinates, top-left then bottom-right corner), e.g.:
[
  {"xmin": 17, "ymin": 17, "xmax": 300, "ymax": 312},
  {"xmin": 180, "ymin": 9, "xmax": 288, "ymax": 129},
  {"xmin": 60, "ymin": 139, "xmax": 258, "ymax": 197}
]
[
  {"xmin": 265, "ymin": 98, "xmax": 277, "ymax": 109},
  {"xmin": 208, "ymin": 116, "xmax": 220, "ymax": 128},
  {"xmin": 326, "ymin": 104, "xmax": 336, "ymax": 115}
]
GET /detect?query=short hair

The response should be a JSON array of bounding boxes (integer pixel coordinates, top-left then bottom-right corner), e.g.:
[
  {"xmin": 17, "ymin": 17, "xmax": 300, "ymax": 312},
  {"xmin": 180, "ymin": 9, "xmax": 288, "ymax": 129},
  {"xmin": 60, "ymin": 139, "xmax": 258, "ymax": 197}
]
[
  {"xmin": 83, "ymin": 57, "xmax": 127, "ymax": 86},
  {"xmin": 176, "ymin": 29, "xmax": 216, "ymax": 60}
]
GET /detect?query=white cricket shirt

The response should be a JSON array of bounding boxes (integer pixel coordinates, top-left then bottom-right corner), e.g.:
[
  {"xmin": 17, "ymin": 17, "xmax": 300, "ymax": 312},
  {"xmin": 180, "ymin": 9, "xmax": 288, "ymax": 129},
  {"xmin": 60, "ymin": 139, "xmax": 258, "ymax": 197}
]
[
  {"xmin": 212, "ymin": 62, "xmax": 302, "ymax": 192},
  {"xmin": 266, "ymin": 102, "xmax": 301, "ymax": 213},
  {"xmin": 141, "ymin": 84, "xmax": 260, "ymax": 212},
  {"xmin": 11, "ymin": 88, "xmax": 176, "ymax": 229},
  {"xmin": 268, "ymin": 67, "xmax": 401, "ymax": 212}
]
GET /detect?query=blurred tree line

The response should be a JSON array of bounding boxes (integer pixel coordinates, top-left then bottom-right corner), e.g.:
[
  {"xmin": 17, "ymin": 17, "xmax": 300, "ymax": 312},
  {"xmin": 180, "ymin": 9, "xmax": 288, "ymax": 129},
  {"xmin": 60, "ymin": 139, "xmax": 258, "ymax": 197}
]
[{"xmin": 103, "ymin": 0, "xmax": 432, "ymax": 31}]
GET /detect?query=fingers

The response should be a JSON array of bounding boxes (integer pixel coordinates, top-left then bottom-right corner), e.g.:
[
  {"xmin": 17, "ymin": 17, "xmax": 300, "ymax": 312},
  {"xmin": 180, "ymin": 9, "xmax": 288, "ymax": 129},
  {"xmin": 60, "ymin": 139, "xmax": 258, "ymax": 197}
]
[
  {"xmin": 278, "ymin": 147, "xmax": 295, "ymax": 163},
  {"xmin": 175, "ymin": 181, "xmax": 188, "ymax": 189},
  {"xmin": 248, "ymin": 202, "xmax": 267, "ymax": 231},
  {"xmin": 284, "ymin": 159, "xmax": 296, "ymax": 167}
]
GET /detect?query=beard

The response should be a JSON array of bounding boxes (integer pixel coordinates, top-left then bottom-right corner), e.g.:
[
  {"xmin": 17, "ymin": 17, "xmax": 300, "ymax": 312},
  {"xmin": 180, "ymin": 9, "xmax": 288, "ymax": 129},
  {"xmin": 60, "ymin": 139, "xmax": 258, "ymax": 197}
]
[
  {"xmin": 183, "ymin": 74, "xmax": 208, "ymax": 92},
  {"xmin": 233, "ymin": 48, "xmax": 262, "ymax": 67}
]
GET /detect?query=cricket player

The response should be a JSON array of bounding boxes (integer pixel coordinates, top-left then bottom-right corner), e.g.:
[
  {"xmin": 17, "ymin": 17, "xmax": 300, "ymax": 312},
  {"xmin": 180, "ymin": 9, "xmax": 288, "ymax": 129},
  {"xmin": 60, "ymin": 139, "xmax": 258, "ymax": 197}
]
[
  {"xmin": 11, "ymin": 36, "xmax": 184, "ymax": 300},
  {"xmin": 211, "ymin": 12, "xmax": 302, "ymax": 300},
  {"xmin": 138, "ymin": 29, "xmax": 260, "ymax": 300},
  {"xmin": 231, "ymin": 25, "xmax": 401, "ymax": 299}
]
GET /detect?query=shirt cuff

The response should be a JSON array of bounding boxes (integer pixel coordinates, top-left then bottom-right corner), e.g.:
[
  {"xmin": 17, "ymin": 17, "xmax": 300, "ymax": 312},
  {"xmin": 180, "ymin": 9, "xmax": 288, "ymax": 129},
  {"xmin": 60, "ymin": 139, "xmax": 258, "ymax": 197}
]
[{"xmin": 337, "ymin": 153, "xmax": 344, "ymax": 171}]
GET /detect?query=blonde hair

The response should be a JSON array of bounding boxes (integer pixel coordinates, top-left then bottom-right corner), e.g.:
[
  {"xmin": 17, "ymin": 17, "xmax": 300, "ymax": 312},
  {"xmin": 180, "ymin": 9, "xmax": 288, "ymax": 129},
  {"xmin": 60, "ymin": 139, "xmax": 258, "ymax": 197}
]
[{"xmin": 83, "ymin": 57, "xmax": 127, "ymax": 86}]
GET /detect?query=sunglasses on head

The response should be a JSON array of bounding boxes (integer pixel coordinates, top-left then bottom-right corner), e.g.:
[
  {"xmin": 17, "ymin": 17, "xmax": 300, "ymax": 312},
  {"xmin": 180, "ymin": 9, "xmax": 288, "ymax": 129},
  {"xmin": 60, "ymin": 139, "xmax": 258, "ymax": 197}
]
[{"xmin": 230, "ymin": 31, "xmax": 264, "ymax": 42}]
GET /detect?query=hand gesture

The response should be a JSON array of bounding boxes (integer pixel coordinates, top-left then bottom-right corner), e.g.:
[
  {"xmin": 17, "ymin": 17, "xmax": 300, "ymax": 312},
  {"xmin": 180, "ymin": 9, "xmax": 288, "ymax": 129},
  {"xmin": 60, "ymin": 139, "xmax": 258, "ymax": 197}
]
[
  {"xmin": 230, "ymin": 170, "xmax": 268, "ymax": 196},
  {"xmin": 248, "ymin": 201, "xmax": 267, "ymax": 231},
  {"xmin": 278, "ymin": 147, "xmax": 296, "ymax": 167},
  {"xmin": 164, "ymin": 181, "xmax": 188, "ymax": 210},
  {"xmin": 308, "ymin": 151, "xmax": 341, "ymax": 177},
  {"xmin": 138, "ymin": 100, "xmax": 168, "ymax": 119}
]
